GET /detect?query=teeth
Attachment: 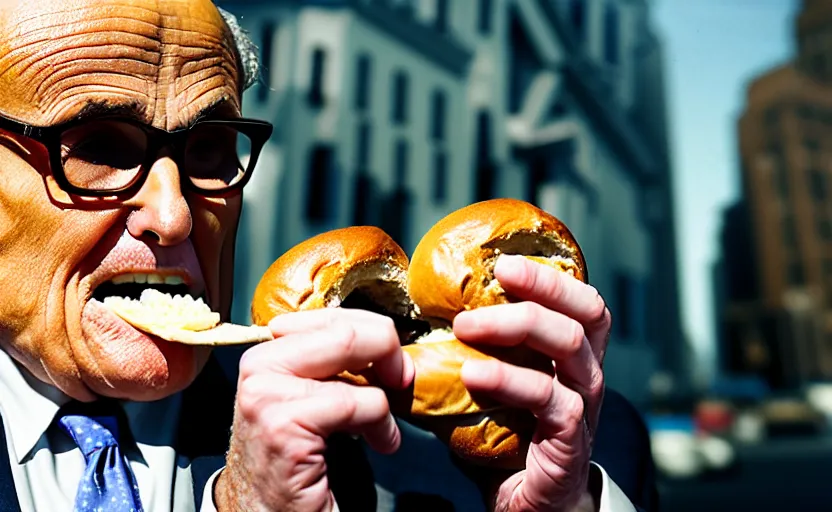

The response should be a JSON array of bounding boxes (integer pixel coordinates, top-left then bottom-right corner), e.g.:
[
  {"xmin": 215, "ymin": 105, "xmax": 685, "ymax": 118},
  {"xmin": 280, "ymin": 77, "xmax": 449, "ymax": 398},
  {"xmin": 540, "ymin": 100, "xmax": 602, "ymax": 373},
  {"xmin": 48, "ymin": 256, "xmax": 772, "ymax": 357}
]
[
  {"xmin": 106, "ymin": 273, "xmax": 187, "ymax": 286},
  {"xmin": 111, "ymin": 275, "xmax": 133, "ymax": 285},
  {"xmin": 165, "ymin": 276, "xmax": 184, "ymax": 286},
  {"xmin": 103, "ymin": 288, "xmax": 220, "ymax": 332}
]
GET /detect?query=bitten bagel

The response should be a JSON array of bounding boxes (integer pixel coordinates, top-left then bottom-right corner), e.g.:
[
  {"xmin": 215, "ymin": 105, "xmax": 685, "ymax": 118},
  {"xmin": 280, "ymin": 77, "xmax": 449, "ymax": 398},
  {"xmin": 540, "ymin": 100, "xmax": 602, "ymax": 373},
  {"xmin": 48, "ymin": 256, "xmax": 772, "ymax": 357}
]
[{"xmin": 250, "ymin": 199, "xmax": 588, "ymax": 469}]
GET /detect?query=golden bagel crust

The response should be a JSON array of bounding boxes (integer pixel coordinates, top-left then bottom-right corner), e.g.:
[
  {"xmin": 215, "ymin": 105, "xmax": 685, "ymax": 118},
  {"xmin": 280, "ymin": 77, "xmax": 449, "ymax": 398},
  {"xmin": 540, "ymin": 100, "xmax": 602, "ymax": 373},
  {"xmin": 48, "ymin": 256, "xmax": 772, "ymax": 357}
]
[
  {"xmin": 247, "ymin": 201, "xmax": 588, "ymax": 470},
  {"xmin": 251, "ymin": 226, "xmax": 410, "ymax": 326},
  {"xmin": 408, "ymin": 198, "xmax": 588, "ymax": 322}
]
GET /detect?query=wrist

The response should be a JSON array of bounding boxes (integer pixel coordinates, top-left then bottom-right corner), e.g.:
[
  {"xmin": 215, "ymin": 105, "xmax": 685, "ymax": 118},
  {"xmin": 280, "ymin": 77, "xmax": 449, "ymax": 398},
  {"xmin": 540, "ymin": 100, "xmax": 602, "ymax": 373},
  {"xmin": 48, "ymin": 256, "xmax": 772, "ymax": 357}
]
[{"xmin": 213, "ymin": 467, "xmax": 235, "ymax": 512}]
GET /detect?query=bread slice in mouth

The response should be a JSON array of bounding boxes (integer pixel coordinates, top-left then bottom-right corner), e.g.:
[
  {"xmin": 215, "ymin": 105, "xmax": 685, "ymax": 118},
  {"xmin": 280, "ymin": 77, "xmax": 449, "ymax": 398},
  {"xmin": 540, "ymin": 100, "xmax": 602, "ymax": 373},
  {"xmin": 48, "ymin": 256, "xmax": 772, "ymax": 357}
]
[{"xmin": 102, "ymin": 288, "xmax": 272, "ymax": 346}]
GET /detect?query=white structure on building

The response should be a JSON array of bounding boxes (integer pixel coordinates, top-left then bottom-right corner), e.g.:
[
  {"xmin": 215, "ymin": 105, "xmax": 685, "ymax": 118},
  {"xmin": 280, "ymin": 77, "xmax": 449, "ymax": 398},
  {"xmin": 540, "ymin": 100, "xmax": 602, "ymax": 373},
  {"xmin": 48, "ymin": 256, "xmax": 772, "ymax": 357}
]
[{"xmin": 220, "ymin": 0, "xmax": 685, "ymax": 407}]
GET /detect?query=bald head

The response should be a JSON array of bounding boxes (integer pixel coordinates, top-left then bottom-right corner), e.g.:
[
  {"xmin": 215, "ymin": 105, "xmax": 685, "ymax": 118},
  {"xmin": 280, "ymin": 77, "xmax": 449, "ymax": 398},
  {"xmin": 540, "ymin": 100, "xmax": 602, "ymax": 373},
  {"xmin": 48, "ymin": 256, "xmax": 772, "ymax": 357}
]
[{"xmin": 0, "ymin": 0, "xmax": 246, "ymax": 129}]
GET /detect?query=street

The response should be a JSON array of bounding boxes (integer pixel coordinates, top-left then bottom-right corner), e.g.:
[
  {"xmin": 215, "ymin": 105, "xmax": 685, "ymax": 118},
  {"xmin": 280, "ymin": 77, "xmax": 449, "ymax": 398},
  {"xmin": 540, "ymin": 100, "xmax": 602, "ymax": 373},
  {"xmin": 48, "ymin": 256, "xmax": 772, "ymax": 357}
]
[{"xmin": 659, "ymin": 435, "xmax": 832, "ymax": 511}]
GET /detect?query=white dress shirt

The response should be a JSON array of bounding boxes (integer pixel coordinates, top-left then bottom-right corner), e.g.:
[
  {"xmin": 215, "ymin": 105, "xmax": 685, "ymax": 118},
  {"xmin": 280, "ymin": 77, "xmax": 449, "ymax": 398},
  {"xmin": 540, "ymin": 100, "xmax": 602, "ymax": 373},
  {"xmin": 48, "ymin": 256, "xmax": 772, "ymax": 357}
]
[{"xmin": 0, "ymin": 349, "xmax": 212, "ymax": 512}]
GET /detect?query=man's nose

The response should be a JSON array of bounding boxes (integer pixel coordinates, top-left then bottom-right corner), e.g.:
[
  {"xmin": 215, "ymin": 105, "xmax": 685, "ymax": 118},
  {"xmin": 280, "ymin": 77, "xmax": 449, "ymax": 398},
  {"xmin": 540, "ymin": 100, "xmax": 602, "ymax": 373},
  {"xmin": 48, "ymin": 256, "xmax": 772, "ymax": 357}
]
[{"xmin": 125, "ymin": 157, "xmax": 192, "ymax": 246}]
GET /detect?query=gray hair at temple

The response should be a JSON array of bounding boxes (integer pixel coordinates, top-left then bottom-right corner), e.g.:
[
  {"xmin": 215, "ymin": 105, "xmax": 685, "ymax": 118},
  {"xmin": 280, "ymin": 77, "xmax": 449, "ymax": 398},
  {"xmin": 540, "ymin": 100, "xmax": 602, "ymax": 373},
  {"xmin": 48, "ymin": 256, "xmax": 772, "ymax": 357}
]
[{"xmin": 217, "ymin": 7, "xmax": 260, "ymax": 91}]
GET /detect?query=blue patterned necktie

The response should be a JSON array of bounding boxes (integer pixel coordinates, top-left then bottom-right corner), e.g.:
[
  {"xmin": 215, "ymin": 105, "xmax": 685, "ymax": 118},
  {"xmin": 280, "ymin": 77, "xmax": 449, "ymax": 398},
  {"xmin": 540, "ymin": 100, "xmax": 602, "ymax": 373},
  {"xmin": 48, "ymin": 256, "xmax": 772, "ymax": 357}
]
[{"xmin": 57, "ymin": 412, "xmax": 144, "ymax": 512}]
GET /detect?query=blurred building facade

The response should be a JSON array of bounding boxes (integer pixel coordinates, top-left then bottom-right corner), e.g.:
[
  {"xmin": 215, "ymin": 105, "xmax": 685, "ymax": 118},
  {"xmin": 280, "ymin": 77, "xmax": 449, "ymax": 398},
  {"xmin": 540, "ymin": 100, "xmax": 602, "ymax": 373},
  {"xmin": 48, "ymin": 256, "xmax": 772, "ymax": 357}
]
[
  {"xmin": 220, "ymin": 0, "xmax": 684, "ymax": 406},
  {"xmin": 717, "ymin": 0, "xmax": 832, "ymax": 389}
]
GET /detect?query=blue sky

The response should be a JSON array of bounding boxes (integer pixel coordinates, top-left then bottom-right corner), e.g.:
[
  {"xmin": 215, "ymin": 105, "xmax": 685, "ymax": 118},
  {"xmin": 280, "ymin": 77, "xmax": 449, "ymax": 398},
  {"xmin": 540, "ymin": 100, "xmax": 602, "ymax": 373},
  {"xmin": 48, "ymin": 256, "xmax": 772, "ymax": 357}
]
[{"xmin": 652, "ymin": 0, "xmax": 800, "ymax": 374}]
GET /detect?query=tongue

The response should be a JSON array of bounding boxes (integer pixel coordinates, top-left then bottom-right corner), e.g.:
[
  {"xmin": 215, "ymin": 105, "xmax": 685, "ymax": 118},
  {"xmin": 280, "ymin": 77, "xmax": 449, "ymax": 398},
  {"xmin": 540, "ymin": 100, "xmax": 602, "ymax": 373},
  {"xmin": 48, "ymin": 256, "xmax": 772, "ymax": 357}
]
[{"xmin": 81, "ymin": 298, "xmax": 160, "ymax": 348}]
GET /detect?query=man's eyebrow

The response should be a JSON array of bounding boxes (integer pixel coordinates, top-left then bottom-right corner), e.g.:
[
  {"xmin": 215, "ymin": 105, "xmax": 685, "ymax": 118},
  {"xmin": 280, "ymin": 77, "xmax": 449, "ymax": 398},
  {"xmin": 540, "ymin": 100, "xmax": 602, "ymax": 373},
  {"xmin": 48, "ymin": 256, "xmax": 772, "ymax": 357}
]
[
  {"xmin": 190, "ymin": 99, "xmax": 233, "ymax": 125},
  {"xmin": 74, "ymin": 101, "xmax": 148, "ymax": 122}
]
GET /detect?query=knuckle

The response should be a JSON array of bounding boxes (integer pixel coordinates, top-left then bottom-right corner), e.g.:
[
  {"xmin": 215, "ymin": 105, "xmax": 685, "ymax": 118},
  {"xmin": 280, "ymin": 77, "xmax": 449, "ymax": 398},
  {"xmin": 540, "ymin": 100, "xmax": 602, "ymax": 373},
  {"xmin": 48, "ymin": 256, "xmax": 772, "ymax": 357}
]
[
  {"xmin": 587, "ymin": 287, "xmax": 607, "ymax": 322},
  {"xmin": 546, "ymin": 269, "xmax": 566, "ymax": 301},
  {"xmin": 568, "ymin": 321, "xmax": 585, "ymax": 354},
  {"xmin": 563, "ymin": 389, "xmax": 586, "ymax": 426},
  {"xmin": 531, "ymin": 376, "xmax": 555, "ymax": 411},
  {"xmin": 365, "ymin": 387, "xmax": 391, "ymax": 420},
  {"xmin": 378, "ymin": 314, "xmax": 396, "ymax": 334},
  {"xmin": 236, "ymin": 386, "xmax": 261, "ymax": 422},
  {"xmin": 589, "ymin": 365, "xmax": 605, "ymax": 397},
  {"xmin": 333, "ymin": 386, "xmax": 360, "ymax": 421},
  {"xmin": 238, "ymin": 350, "xmax": 258, "ymax": 380},
  {"xmin": 518, "ymin": 301, "xmax": 539, "ymax": 327},
  {"xmin": 330, "ymin": 323, "xmax": 358, "ymax": 356},
  {"xmin": 264, "ymin": 413, "xmax": 296, "ymax": 443}
]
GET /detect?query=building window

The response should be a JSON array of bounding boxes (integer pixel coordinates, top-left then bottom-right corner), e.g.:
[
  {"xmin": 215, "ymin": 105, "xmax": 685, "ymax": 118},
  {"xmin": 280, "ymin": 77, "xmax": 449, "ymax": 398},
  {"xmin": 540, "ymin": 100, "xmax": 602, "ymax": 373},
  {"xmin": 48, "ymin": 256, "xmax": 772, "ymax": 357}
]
[
  {"xmin": 508, "ymin": 9, "xmax": 542, "ymax": 114},
  {"xmin": 391, "ymin": 70, "xmax": 410, "ymax": 125},
  {"xmin": 788, "ymin": 260, "xmax": 805, "ymax": 287},
  {"xmin": 435, "ymin": 0, "xmax": 449, "ymax": 33},
  {"xmin": 353, "ymin": 172, "xmax": 375, "ymax": 226},
  {"xmin": 819, "ymin": 217, "xmax": 832, "ymax": 240},
  {"xmin": 393, "ymin": 138, "xmax": 409, "ymax": 188},
  {"xmin": 308, "ymin": 47, "xmax": 326, "ymax": 108},
  {"xmin": 764, "ymin": 107, "xmax": 779, "ymax": 127},
  {"xmin": 430, "ymin": 89, "xmax": 447, "ymax": 142},
  {"xmin": 603, "ymin": 3, "xmax": 619, "ymax": 65},
  {"xmin": 805, "ymin": 138, "xmax": 821, "ymax": 167},
  {"xmin": 809, "ymin": 168, "xmax": 826, "ymax": 201},
  {"xmin": 474, "ymin": 110, "xmax": 495, "ymax": 201},
  {"xmin": 771, "ymin": 148, "xmax": 788, "ymax": 197},
  {"xmin": 354, "ymin": 53, "xmax": 372, "ymax": 111},
  {"xmin": 783, "ymin": 215, "xmax": 797, "ymax": 246},
  {"xmin": 569, "ymin": 0, "xmax": 585, "ymax": 42},
  {"xmin": 478, "ymin": 0, "xmax": 493, "ymax": 35},
  {"xmin": 356, "ymin": 122, "xmax": 372, "ymax": 170},
  {"xmin": 257, "ymin": 22, "xmax": 276, "ymax": 104},
  {"xmin": 432, "ymin": 151, "xmax": 448, "ymax": 203},
  {"xmin": 305, "ymin": 145, "xmax": 338, "ymax": 222}
]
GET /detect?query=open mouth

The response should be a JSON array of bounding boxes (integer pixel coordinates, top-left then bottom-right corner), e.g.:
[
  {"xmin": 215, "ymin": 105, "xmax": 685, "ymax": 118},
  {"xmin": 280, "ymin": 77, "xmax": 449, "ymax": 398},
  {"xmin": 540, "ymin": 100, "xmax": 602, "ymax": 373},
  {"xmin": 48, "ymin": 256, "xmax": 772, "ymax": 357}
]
[
  {"xmin": 91, "ymin": 273, "xmax": 194, "ymax": 302},
  {"xmin": 90, "ymin": 272, "xmax": 221, "ymax": 334}
]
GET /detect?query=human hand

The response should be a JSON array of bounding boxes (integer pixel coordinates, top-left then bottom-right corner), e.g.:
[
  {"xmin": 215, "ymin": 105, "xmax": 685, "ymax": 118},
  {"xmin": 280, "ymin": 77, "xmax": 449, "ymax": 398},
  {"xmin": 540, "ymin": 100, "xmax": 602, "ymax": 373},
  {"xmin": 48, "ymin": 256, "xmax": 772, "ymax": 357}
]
[
  {"xmin": 214, "ymin": 309, "xmax": 414, "ymax": 512},
  {"xmin": 454, "ymin": 254, "xmax": 611, "ymax": 511}
]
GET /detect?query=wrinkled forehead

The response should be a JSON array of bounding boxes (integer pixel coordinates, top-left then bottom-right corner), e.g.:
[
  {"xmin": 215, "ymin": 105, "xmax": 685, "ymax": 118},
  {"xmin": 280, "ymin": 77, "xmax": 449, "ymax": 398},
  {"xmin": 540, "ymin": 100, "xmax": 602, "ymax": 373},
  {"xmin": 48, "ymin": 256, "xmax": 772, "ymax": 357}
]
[{"xmin": 0, "ymin": 0, "xmax": 241, "ymax": 129}]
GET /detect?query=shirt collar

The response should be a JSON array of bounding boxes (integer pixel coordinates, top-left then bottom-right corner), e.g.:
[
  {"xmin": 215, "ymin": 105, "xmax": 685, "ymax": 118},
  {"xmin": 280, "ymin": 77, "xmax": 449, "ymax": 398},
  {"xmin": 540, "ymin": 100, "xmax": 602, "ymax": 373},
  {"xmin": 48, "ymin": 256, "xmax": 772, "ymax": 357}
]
[{"xmin": 0, "ymin": 349, "xmax": 71, "ymax": 463}]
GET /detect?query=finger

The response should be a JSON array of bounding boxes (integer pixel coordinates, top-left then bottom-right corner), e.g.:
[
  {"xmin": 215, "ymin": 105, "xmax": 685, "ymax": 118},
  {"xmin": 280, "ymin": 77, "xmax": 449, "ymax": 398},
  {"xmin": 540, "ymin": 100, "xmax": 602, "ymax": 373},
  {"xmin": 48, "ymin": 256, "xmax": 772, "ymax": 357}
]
[
  {"xmin": 460, "ymin": 358, "xmax": 554, "ymax": 413},
  {"xmin": 267, "ymin": 308, "xmax": 391, "ymax": 337},
  {"xmin": 453, "ymin": 301, "xmax": 585, "ymax": 360},
  {"xmin": 493, "ymin": 255, "xmax": 611, "ymax": 361},
  {"xmin": 519, "ymin": 375, "xmax": 592, "ymax": 510},
  {"xmin": 256, "ymin": 383, "xmax": 400, "ymax": 454},
  {"xmin": 239, "ymin": 323, "xmax": 412, "ymax": 389},
  {"xmin": 460, "ymin": 344, "xmax": 602, "ymax": 434},
  {"xmin": 237, "ymin": 371, "xmax": 319, "ymax": 409}
]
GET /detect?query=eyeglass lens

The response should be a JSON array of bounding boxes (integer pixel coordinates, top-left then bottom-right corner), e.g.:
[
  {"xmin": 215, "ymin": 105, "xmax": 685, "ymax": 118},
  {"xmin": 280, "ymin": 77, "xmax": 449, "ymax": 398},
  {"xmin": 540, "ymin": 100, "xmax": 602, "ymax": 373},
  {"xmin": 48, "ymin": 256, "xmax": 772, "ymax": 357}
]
[{"xmin": 59, "ymin": 120, "xmax": 253, "ymax": 192}]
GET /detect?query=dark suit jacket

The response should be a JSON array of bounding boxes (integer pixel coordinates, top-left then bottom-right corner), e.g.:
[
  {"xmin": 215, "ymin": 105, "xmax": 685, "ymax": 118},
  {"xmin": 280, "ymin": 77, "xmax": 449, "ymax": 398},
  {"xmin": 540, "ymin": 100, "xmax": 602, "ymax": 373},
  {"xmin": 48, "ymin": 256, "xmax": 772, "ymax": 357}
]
[{"xmin": 0, "ymin": 352, "xmax": 658, "ymax": 512}]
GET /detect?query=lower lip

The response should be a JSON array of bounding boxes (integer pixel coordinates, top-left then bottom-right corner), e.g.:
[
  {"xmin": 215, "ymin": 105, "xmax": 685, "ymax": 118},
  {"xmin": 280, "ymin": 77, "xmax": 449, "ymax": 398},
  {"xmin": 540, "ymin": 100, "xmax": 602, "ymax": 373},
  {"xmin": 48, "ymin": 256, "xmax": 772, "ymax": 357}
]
[{"xmin": 81, "ymin": 299, "xmax": 187, "ymax": 357}]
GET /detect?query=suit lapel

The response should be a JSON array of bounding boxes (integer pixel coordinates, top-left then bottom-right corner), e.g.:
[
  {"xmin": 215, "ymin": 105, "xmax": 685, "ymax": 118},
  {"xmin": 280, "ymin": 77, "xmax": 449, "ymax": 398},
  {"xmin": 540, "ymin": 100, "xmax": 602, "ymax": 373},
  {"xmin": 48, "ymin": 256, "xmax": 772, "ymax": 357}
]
[{"xmin": 0, "ymin": 410, "xmax": 22, "ymax": 512}]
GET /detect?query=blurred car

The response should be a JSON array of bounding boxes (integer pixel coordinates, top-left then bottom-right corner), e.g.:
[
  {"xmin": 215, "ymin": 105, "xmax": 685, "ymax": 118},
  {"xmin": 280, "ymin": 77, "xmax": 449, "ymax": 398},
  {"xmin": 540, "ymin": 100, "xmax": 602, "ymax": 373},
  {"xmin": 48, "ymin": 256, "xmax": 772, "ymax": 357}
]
[
  {"xmin": 695, "ymin": 398, "xmax": 735, "ymax": 436},
  {"xmin": 760, "ymin": 395, "xmax": 827, "ymax": 437},
  {"xmin": 646, "ymin": 415, "xmax": 738, "ymax": 480}
]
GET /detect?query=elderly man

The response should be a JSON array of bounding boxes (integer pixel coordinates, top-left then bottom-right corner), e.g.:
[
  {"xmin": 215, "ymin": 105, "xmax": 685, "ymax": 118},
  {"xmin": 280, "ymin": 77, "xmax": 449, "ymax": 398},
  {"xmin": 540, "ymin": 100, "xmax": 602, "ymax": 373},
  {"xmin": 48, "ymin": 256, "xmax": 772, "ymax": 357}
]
[{"xmin": 0, "ymin": 0, "xmax": 653, "ymax": 511}]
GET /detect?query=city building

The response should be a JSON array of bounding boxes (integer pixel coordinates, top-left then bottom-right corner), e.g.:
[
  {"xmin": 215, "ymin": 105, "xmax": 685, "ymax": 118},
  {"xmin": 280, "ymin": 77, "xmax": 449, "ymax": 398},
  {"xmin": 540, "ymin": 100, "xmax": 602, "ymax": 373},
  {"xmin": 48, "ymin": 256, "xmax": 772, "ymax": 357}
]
[
  {"xmin": 717, "ymin": 0, "xmax": 832, "ymax": 388},
  {"xmin": 219, "ymin": 0, "xmax": 684, "ymax": 407}
]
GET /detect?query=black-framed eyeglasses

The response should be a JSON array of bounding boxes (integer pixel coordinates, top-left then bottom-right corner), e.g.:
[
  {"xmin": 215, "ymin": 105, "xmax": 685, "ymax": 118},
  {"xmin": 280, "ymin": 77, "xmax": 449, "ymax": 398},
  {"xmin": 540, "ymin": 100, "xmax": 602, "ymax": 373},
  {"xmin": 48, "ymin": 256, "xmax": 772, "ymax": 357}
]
[{"xmin": 0, "ymin": 112, "xmax": 274, "ymax": 198}]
